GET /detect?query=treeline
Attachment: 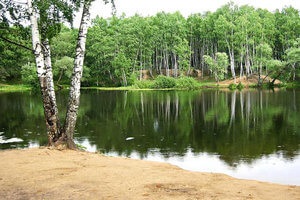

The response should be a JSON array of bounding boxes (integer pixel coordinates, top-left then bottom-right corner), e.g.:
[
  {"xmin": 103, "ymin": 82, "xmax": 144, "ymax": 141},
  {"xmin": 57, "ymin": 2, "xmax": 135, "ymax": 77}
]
[{"xmin": 1, "ymin": 3, "xmax": 299, "ymax": 86}]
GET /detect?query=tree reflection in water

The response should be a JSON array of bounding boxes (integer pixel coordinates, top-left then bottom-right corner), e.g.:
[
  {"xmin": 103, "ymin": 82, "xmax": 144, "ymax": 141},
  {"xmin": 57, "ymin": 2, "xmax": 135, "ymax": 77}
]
[{"xmin": 0, "ymin": 89, "xmax": 299, "ymax": 185}]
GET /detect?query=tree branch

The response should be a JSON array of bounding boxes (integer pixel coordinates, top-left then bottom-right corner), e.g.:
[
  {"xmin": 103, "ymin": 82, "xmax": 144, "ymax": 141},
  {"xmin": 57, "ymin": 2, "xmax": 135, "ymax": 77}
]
[{"xmin": 0, "ymin": 36, "xmax": 33, "ymax": 52}]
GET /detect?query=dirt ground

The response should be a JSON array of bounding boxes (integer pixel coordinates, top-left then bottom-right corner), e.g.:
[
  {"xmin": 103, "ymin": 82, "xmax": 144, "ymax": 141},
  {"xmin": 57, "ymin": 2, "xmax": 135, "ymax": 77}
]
[
  {"xmin": 0, "ymin": 148, "xmax": 299, "ymax": 200},
  {"xmin": 219, "ymin": 75, "xmax": 282, "ymax": 86}
]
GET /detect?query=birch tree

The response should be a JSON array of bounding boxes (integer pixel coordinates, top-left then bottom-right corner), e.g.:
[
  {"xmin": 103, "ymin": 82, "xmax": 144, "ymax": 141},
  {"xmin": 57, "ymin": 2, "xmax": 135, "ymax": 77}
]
[
  {"xmin": 27, "ymin": 0, "xmax": 61, "ymax": 145},
  {"xmin": 204, "ymin": 52, "xmax": 228, "ymax": 84},
  {"xmin": 215, "ymin": 3, "xmax": 237, "ymax": 83},
  {"xmin": 26, "ymin": 0, "xmax": 114, "ymax": 148},
  {"xmin": 61, "ymin": 1, "xmax": 91, "ymax": 148}
]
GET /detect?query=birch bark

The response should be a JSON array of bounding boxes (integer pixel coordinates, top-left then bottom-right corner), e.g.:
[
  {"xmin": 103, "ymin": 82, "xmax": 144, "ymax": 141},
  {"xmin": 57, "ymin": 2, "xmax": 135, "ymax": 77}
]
[
  {"xmin": 42, "ymin": 39, "xmax": 61, "ymax": 143},
  {"xmin": 63, "ymin": 0, "xmax": 91, "ymax": 148},
  {"xmin": 27, "ymin": 0, "xmax": 60, "ymax": 145}
]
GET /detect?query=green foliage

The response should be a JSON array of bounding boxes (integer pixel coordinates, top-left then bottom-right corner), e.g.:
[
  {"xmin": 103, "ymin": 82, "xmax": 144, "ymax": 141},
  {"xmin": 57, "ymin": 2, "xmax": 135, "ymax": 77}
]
[
  {"xmin": 53, "ymin": 56, "xmax": 73, "ymax": 82},
  {"xmin": 237, "ymin": 82, "xmax": 244, "ymax": 90},
  {"xmin": 228, "ymin": 83, "xmax": 237, "ymax": 90},
  {"xmin": 0, "ymin": 66, "xmax": 8, "ymax": 82},
  {"xmin": 127, "ymin": 72, "xmax": 138, "ymax": 86},
  {"xmin": 0, "ymin": 26, "xmax": 32, "ymax": 82},
  {"xmin": 0, "ymin": 84, "xmax": 31, "ymax": 92},
  {"xmin": 1, "ymin": 2, "xmax": 300, "ymax": 86},
  {"xmin": 51, "ymin": 26, "xmax": 77, "ymax": 58},
  {"xmin": 133, "ymin": 80, "xmax": 154, "ymax": 89},
  {"xmin": 228, "ymin": 82, "xmax": 244, "ymax": 90},
  {"xmin": 111, "ymin": 52, "xmax": 132, "ymax": 86},
  {"xmin": 204, "ymin": 52, "xmax": 228, "ymax": 83},
  {"xmin": 21, "ymin": 63, "xmax": 38, "ymax": 88},
  {"xmin": 175, "ymin": 76, "xmax": 199, "ymax": 90},
  {"xmin": 152, "ymin": 75, "xmax": 176, "ymax": 89}
]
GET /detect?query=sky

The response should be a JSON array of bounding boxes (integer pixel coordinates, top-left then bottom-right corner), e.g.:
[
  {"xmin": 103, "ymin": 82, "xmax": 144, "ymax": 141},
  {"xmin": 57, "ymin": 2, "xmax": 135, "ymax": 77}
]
[{"xmin": 74, "ymin": 0, "xmax": 300, "ymax": 26}]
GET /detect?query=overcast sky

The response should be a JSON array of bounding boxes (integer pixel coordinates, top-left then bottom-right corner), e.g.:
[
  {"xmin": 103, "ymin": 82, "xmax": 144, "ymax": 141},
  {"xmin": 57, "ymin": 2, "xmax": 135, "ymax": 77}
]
[{"xmin": 74, "ymin": 0, "xmax": 300, "ymax": 26}]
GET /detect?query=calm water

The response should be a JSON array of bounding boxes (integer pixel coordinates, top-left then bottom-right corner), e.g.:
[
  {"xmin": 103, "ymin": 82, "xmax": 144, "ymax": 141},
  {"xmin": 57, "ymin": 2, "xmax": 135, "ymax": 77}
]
[{"xmin": 0, "ymin": 89, "xmax": 299, "ymax": 185}]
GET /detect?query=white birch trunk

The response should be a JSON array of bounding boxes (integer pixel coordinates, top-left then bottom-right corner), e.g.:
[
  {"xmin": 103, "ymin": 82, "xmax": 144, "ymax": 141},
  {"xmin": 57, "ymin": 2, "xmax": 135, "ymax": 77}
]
[
  {"xmin": 63, "ymin": 1, "xmax": 91, "ymax": 148},
  {"xmin": 27, "ymin": 0, "xmax": 45, "ymax": 78},
  {"xmin": 42, "ymin": 39, "xmax": 61, "ymax": 141},
  {"xmin": 226, "ymin": 38, "xmax": 236, "ymax": 83},
  {"xmin": 28, "ymin": 0, "xmax": 60, "ymax": 145},
  {"xmin": 229, "ymin": 50, "xmax": 236, "ymax": 83}
]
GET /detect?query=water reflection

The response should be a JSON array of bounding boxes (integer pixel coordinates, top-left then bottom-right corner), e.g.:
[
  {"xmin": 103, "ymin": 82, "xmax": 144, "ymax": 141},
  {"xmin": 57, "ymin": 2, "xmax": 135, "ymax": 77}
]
[{"xmin": 0, "ymin": 89, "xmax": 299, "ymax": 185}]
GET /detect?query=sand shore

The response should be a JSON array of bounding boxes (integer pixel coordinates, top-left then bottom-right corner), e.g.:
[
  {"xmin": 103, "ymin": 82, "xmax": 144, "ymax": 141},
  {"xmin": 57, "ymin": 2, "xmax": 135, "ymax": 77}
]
[{"xmin": 0, "ymin": 148, "xmax": 299, "ymax": 200}]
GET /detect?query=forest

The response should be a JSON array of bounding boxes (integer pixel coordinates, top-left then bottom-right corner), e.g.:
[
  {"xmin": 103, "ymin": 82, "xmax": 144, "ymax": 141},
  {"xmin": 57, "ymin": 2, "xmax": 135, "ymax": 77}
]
[{"xmin": 1, "ymin": 2, "xmax": 300, "ymax": 88}]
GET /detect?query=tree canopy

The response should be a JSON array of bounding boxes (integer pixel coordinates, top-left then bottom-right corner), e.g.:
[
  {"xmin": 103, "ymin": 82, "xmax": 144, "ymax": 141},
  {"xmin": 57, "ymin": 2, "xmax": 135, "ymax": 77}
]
[{"xmin": 0, "ymin": 2, "xmax": 299, "ymax": 86}]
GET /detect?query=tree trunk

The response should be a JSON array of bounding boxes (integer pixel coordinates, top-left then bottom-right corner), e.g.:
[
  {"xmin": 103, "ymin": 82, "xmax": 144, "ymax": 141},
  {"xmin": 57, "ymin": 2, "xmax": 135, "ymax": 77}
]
[
  {"xmin": 245, "ymin": 45, "xmax": 251, "ymax": 77},
  {"xmin": 122, "ymin": 68, "xmax": 127, "ymax": 86},
  {"xmin": 292, "ymin": 63, "xmax": 296, "ymax": 81},
  {"xmin": 173, "ymin": 53, "xmax": 178, "ymax": 77},
  {"xmin": 27, "ymin": 0, "xmax": 60, "ymax": 145},
  {"xmin": 63, "ymin": 1, "xmax": 91, "ymax": 149},
  {"xmin": 229, "ymin": 50, "xmax": 236, "ymax": 83},
  {"xmin": 42, "ymin": 39, "xmax": 61, "ymax": 143},
  {"xmin": 239, "ymin": 52, "xmax": 243, "ymax": 79}
]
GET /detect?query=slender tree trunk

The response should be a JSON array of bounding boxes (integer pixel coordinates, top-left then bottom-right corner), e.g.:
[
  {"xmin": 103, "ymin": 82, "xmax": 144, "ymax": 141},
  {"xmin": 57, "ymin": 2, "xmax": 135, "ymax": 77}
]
[
  {"xmin": 292, "ymin": 63, "xmax": 296, "ymax": 81},
  {"xmin": 27, "ymin": 0, "xmax": 60, "ymax": 145},
  {"xmin": 42, "ymin": 39, "xmax": 61, "ymax": 143},
  {"xmin": 239, "ymin": 52, "xmax": 243, "ymax": 79},
  {"xmin": 139, "ymin": 50, "xmax": 143, "ymax": 80},
  {"xmin": 63, "ymin": 1, "xmax": 91, "ymax": 149},
  {"xmin": 245, "ymin": 45, "xmax": 251, "ymax": 77},
  {"xmin": 173, "ymin": 53, "xmax": 178, "ymax": 77},
  {"xmin": 229, "ymin": 50, "xmax": 236, "ymax": 83},
  {"xmin": 122, "ymin": 68, "xmax": 127, "ymax": 86}
]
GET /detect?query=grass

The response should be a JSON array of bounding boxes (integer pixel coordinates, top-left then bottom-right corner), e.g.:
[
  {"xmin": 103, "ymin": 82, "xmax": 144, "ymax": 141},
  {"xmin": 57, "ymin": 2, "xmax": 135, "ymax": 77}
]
[
  {"xmin": 286, "ymin": 82, "xmax": 300, "ymax": 89},
  {"xmin": 2, "ymin": 79, "xmax": 298, "ymax": 93},
  {"xmin": 0, "ymin": 84, "xmax": 31, "ymax": 92}
]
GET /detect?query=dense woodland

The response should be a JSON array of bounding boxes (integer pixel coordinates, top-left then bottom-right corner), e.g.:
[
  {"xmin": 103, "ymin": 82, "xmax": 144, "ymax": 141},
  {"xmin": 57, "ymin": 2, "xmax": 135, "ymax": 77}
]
[{"xmin": 1, "ymin": 2, "xmax": 300, "ymax": 87}]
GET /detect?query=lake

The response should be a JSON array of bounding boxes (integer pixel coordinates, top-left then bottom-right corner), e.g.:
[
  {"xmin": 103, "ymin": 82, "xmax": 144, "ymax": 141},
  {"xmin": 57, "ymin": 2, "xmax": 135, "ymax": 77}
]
[{"xmin": 0, "ymin": 89, "xmax": 299, "ymax": 185}]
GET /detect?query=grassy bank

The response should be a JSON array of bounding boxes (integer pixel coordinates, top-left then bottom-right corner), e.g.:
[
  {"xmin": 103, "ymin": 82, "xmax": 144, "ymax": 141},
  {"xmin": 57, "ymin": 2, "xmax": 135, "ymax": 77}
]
[
  {"xmin": 1, "ymin": 79, "xmax": 299, "ymax": 93},
  {"xmin": 0, "ymin": 84, "xmax": 31, "ymax": 92}
]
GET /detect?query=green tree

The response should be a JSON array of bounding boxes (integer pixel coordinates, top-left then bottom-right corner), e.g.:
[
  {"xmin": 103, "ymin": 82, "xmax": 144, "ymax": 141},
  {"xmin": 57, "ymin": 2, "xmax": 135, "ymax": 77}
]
[
  {"xmin": 111, "ymin": 52, "xmax": 132, "ymax": 86},
  {"xmin": 255, "ymin": 43, "xmax": 273, "ymax": 86},
  {"xmin": 286, "ymin": 39, "xmax": 300, "ymax": 81},
  {"xmin": 214, "ymin": 3, "xmax": 238, "ymax": 83},
  {"xmin": 53, "ymin": 56, "xmax": 74, "ymax": 86},
  {"xmin": 204, "ymin": 52, "xmax": 228, "ymax": 84}
]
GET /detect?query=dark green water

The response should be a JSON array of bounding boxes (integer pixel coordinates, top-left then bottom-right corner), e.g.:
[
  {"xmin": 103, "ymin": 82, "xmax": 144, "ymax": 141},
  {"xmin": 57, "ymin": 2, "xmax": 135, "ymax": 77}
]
[{"xmin": 0, "ymin": 89, "xmax": 299, "ymax": 185}]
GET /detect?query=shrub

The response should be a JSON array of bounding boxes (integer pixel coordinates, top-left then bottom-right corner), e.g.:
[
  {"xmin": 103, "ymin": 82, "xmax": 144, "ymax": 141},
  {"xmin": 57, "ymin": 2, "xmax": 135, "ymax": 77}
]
[
  {"xmin": 237, "ymin": 82, "xmax": 244, "ymax": 90},
  {"xmin": 134, "ymin": 80, "xmax": 153, "ymax": 89},
  {"xmin": 176, "ymin": 76, "xmax": 199, "ymax": 90},
  {"xmin": 21, "ymin": 63, "xmax": 39, "ymax": 91},
  {"xmin": 152, "ymin": 75, "xmax": 176, "ymax": 89},
  {"xmin": 127, "ymin": 72, "xmax": 138, "ymax": 86},
  {"xmin": 228, "ymin": 83, "xmax": 237, "ymax": 90}
]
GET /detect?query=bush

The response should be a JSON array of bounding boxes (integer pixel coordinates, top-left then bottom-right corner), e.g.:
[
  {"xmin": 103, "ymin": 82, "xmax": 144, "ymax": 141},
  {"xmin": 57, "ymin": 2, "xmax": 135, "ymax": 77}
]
[
  {"xmin": 127, "ymin": 72, "xmax": 139, "ymax": 86},
  {"xmin": 134, "ymin": 80, "xmax": 153, "ymax": 89},
  {"xmin": 237, "ymin": 82, "xmax": 244, "ymax": 90},
  {"xmin": 152, "ymin": 75, "xmax": 176, "ymax": 89},
  {"xmin": 228, "ymin": 83, "xmax": 237, "ymax": 90},
  {"xmin": 176, "ymin": 76, "xmax": 199, "ymax": 90},
  {"xmin": 21, "ymin": 63, "xmax": 40, "ymax": 91}
]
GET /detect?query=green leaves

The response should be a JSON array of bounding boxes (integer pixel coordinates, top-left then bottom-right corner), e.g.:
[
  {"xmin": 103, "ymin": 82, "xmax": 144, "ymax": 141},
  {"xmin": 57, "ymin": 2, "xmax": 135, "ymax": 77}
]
[
  {"xmin": 204, "ymin": 52, "xmax": 228, "ymax": 83},
  {"xmin": 21, "ymin": 63, "xmax": 38, "ymax": 88},
  {"xmin": 1, "ymin": 2, "xmax": 300, "ymax": 85}
]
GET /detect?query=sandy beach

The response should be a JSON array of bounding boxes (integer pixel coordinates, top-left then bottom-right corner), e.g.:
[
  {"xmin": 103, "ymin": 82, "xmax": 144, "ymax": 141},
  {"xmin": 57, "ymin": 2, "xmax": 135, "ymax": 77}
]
[{"xmin": 0, "ymin": 148, "xmax": 299, "ymax": 200}]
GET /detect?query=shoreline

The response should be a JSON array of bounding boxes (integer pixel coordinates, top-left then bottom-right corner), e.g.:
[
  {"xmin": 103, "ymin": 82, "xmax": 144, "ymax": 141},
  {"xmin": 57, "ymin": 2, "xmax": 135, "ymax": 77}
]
[{"xmin": 0, "ymin": 148, "xmax": 299, "ymax": 199}]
